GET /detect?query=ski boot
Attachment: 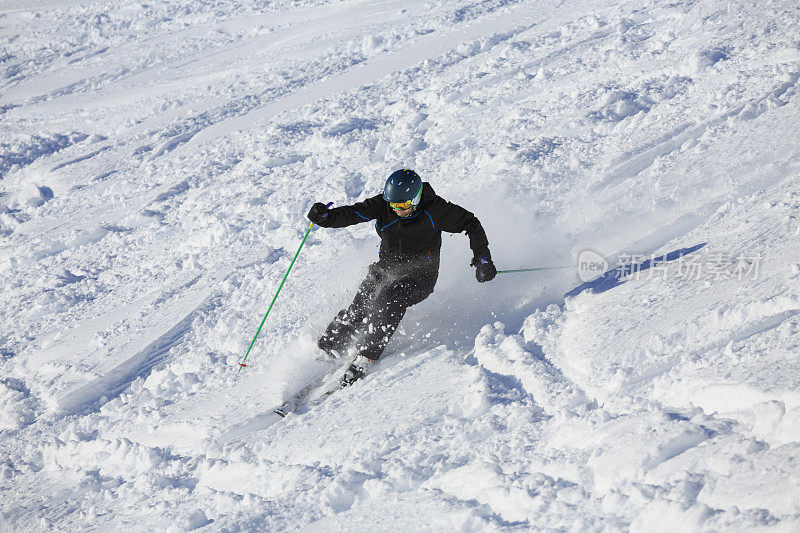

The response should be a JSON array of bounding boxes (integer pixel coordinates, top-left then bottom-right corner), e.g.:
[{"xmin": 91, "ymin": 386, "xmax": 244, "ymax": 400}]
[
  {"xmin": 273, "ymin": 399, "xmax": 296, "ymax": 418},
  {"xmin": 341, "ymin": 355, "xmax": 374, "ymax": 387}
]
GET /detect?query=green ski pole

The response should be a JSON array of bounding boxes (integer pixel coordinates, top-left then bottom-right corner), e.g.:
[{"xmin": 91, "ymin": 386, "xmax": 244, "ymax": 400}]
[{"xmin": 238, "ymin": 203, "xmax": 331, "ymax": 371}]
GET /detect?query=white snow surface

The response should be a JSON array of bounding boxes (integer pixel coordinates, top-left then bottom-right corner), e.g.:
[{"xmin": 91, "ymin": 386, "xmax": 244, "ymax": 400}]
[{"xmin": 1, "ymin": 0, "xmax": 800, "ymax": 530}]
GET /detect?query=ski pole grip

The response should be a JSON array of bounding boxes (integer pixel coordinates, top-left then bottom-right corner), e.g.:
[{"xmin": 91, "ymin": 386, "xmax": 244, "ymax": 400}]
[{"xmin": 323, "ymin": 201, "xmax": 333, "ymax": 217}]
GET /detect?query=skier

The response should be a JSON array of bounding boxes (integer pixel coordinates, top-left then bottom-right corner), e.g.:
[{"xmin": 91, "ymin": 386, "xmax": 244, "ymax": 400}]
[{"xmin": 307, "ymin": 169, "xmax": 496, "ymax": 387}]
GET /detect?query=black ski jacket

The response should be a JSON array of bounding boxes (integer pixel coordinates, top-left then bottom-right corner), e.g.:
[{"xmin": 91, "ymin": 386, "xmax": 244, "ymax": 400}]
[{"xmin": 317, "ymin": 183, "xmax": 490, "ymax": 271}]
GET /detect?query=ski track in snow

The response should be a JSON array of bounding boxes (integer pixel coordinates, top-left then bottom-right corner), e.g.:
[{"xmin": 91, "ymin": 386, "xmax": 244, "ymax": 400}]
[
  {"xmin": 2, "ymin": 0, "xmax": 800, "ymax": 530},
  {"xmin": 57, "ymin": 288, "xmax": 214, "ymax": 417}
]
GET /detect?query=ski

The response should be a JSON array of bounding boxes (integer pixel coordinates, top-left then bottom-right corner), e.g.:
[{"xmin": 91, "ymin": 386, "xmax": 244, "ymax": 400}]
[
  {"xmin": 219, "ymin": 355, "xmax": 355, "ymax": 443},
  {"xmin": 272, "ymin": 355, "xmax": 356, "ymax": 417}
]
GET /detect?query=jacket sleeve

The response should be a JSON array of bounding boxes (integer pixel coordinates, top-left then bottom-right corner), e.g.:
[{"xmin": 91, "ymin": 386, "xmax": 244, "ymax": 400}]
[
  {"xmin": 319, "ymin": 194, "xmax": 383, "ymax": 228},
  {"xmin": 430, "ymin": 198, "xmax": 490, "ymax": 258}
]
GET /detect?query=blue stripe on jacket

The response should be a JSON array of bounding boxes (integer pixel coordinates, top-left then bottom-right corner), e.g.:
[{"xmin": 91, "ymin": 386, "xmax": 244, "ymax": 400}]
[
  {"xmin": 424, "ymin": 210, "xmax": 435, "ymax": 230},
  {"xmin": 380, "ymin": 219, "xmax": 399, "ymax": 231}
]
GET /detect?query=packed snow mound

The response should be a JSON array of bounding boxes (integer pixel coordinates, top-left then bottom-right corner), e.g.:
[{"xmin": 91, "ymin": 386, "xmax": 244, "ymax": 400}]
[{"xmin": 1, "ymin": 0, "xmax": 800, "ymax": 530}]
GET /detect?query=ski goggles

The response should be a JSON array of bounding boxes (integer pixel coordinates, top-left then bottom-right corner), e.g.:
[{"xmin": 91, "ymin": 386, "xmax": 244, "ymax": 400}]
[
  {"xmin": 390, "ymin": 199, "xmax": 416, "ymax": 210},
  {"xmin": 389, "ymin": 186, "xmax": 422, "ymax": 211}
]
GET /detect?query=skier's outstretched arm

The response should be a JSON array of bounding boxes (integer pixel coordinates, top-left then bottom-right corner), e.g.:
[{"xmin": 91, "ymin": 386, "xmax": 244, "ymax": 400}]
[
  {"xmin": 307, "ymin": 195, "xmax": 382, "ymax": 228},
  {"xmin": 431, "ymin": 199, "xmax": 497, "ymax": 282},
  {"xmin": 432, "ymin": 199, "xmax": 490, "ymax": 257}
]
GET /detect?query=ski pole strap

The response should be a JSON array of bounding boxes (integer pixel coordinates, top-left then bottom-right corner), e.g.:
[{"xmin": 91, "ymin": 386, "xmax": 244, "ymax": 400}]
[{"xmin": 496, "ymin": 265, "xmax": 572, "ymax": 274}]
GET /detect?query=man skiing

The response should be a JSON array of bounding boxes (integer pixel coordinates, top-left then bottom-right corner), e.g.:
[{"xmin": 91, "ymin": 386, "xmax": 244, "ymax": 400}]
[{"xmin": 307, "ymin": 169, "xmax": 497, "ymax": 387}]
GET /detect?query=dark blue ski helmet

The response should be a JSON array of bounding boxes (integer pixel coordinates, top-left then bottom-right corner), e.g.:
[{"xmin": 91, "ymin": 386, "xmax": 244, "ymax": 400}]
[{"xmin": 383, "ymin": 169, "xmax": 422, "ymax": 204}]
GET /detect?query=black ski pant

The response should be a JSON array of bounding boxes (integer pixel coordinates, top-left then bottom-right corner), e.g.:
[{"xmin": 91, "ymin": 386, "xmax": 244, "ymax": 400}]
[{"xmin": 319, "ymin": 261, "xmax": 438, "ymax": 360}]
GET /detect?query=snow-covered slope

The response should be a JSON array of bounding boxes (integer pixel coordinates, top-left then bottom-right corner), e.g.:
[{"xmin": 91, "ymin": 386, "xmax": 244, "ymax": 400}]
[{"xmin": 1, "ymin": 0, "xmax": 799, "ymax": 530}]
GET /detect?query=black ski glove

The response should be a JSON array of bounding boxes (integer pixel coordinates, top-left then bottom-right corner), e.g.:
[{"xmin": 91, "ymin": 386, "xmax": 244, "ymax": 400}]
[
  {"xmin": 307, "ymin": 202, "xmax": 332, "ymax": 226},
  {"xmin": 471, "ymin": 250, "xmax": 497, "ymax": 283}
]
